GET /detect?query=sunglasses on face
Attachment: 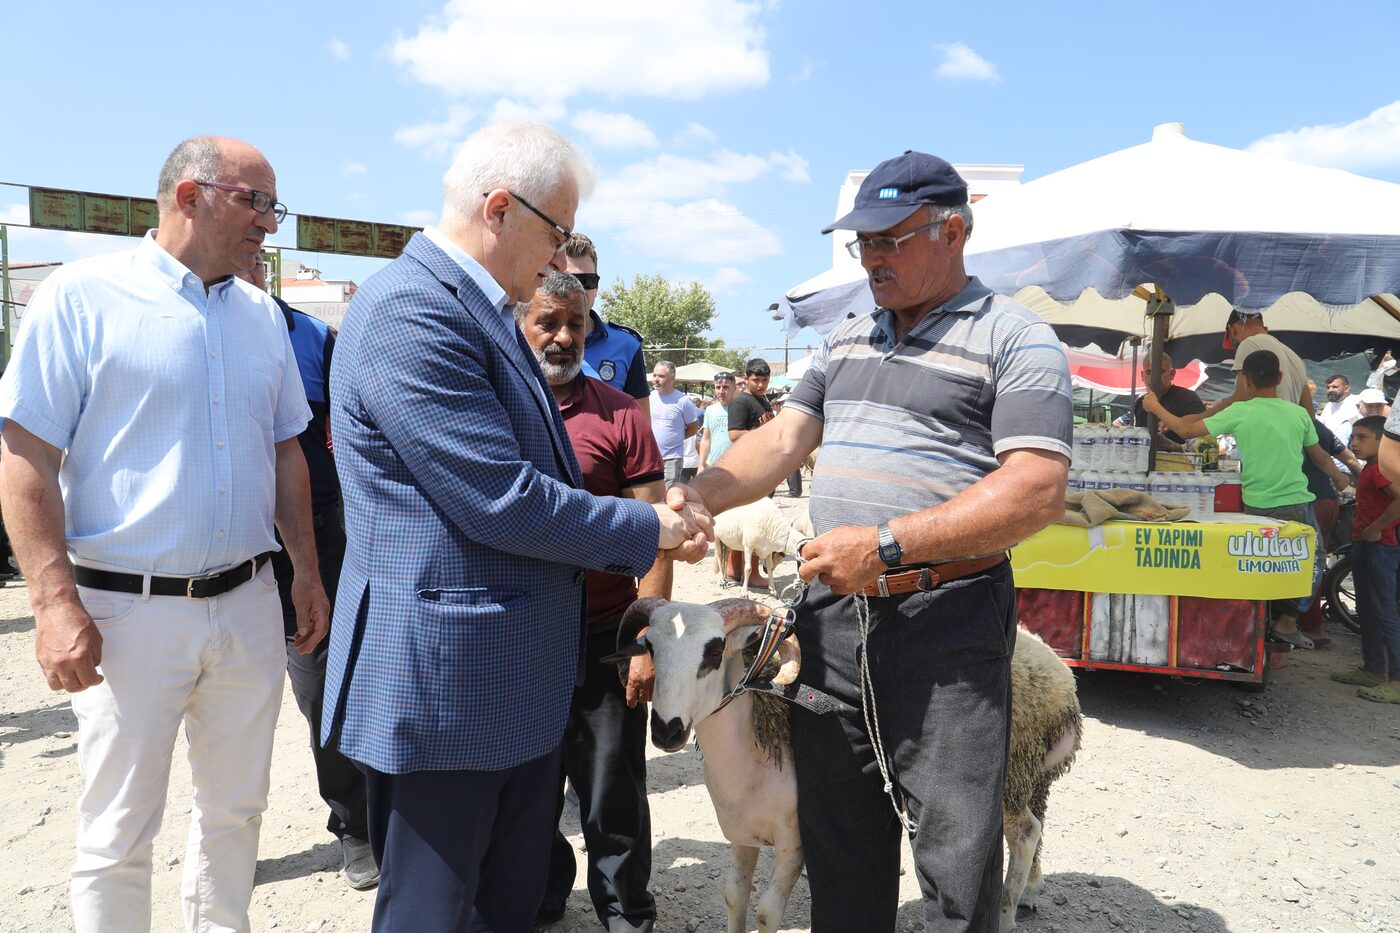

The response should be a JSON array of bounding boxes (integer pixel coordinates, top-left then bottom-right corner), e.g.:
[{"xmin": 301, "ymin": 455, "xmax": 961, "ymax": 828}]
[{"xmin": 571, "ymin": 272, "xmax": 601, "ymax": 289}]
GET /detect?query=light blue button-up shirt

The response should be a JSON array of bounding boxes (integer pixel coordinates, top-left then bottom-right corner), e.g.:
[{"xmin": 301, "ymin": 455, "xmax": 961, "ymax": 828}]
[{"xmin": 0, "ymin": 232, "xmax": 310, "ymax": 575}]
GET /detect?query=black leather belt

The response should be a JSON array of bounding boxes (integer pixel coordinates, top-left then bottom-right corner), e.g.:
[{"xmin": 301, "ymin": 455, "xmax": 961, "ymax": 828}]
[{"xmin": 73, "ymin": 552, "xmax": 275, "ymax": 599}]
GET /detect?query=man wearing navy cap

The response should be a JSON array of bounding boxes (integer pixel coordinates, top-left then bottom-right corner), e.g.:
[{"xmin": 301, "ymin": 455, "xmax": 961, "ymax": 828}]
[{"xmin": 680, "ymin": 151, "xmax": 1073, "ymax": 931}]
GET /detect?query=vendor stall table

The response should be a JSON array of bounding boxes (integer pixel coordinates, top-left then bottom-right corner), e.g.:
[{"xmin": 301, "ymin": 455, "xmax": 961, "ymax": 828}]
[{"xmin": 1011, "ymin": 515, "xmax": 1316, "ymax": 688}]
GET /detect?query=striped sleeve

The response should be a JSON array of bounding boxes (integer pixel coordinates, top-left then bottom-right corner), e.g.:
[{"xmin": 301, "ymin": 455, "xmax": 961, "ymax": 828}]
[{"xmin": 989, "ymin": 313, "xmax": 1073, "ymax": 459}]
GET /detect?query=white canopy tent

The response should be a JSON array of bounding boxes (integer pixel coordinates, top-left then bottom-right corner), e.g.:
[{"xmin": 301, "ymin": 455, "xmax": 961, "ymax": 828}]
[{"xmin": 782, "ymin": 123, "xmax": 1400, "ymax": 364}]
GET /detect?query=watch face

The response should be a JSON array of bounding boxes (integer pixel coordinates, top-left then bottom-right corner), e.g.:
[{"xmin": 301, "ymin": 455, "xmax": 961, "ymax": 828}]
[{"xmin": 879, "ymin": 542, "xmax": 900, "ymax": 564}]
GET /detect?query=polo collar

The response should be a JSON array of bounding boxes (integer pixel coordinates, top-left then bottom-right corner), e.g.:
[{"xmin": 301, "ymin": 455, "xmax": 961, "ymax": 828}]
[
  {"xmin": 585, "ymin": 308, "xmax": 609, "ymax": 346},
  {"xmin": 873, "ymin": 275, "xmax": 992, "ymax": 345}
]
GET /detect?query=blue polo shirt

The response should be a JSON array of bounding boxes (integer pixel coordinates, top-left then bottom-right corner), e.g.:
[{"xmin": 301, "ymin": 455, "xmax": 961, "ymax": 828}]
[{"xmin": 584, "ymin": 310, "xmax": 648, "ymax": 399}]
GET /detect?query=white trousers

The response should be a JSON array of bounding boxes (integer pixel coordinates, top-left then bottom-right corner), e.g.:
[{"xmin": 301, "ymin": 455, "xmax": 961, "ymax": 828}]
[{"xmin": 69, "ymin": 559, "xmax": 285, "ymax": 933}]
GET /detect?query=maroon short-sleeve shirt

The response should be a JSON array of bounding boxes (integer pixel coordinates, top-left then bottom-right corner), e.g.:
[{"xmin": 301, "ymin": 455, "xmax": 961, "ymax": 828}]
[{"xmin": 559, "ymin": 376, "xmax": 666, "ymax": 628}]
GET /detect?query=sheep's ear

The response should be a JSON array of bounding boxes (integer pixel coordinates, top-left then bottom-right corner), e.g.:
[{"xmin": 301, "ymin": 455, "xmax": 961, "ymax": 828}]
[
  {"xmin": 723, "ymin": 624, "xmax": 760, "ymax": 657},
  {"xmin": 600, "ymin": 640, "xmax": 650, "ymax": 665}
]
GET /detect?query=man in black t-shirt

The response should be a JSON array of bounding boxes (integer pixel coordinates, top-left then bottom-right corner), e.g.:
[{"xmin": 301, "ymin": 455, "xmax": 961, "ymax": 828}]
[
  {"xmin": 1117, "ymin": 355, "xmax": 1205, "ymax": 448},
  {"xmin": 727, "ymin": 358, "xmax": 774, "ymax": 440}
]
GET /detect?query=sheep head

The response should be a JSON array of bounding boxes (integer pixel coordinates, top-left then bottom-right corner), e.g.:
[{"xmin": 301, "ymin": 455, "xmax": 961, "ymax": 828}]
[{"xmin": 602, "ymin": 597, "xmax": 801, "ymax": 752}]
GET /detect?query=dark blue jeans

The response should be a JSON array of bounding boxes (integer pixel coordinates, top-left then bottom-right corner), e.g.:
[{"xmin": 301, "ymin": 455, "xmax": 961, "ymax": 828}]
[
  {"xmin": 1243, "ymin": 501, "xmax": 1323, "ymax": 618},
  {"xmin": 1350, "ymin": 540, "xmax": 1400, "ymax": 679},
  {"xmin": 788, "ymin": 562, "xmax": 1015, "ymax": 932}
]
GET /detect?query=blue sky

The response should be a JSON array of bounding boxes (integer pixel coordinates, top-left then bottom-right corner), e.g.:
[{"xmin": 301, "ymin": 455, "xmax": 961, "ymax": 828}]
[{"xmin": 3, "ymin": 0, "xmax": 1398, "ymax": 355}]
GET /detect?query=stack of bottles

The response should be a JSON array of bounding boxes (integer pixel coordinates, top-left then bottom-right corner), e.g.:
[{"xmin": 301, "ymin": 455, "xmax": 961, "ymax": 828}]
[{"xmin": 1066, "ymin": 423, "xmax": 1220, "ymax": 517}]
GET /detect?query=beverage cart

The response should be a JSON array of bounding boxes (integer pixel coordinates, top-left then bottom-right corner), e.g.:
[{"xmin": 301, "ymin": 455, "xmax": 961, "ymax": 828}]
[{"xmin": 1010, "ymin": 516, "xmax": 1315, "ymax": 690}]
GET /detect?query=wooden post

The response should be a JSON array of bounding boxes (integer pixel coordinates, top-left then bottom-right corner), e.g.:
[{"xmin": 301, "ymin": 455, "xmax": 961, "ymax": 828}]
[{"xmin": 1134, "ymin": 285, "xmax": 1176, "ymax": 473}]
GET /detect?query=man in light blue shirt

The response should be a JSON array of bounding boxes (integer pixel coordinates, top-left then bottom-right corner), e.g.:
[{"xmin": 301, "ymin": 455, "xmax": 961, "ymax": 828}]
[{"xmin": 0, "ymin": 135, "xmax": 329, "ymax": 933}]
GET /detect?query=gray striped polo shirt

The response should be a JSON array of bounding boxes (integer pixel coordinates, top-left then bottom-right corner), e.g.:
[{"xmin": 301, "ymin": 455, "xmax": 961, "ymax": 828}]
[{"xmin": 785, "ymin": 276, "xmax": 1073, "ymax": 535}]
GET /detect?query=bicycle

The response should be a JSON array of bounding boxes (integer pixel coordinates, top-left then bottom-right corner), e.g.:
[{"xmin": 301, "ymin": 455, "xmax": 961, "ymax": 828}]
[{"xmin": 1319, "ymin": 544, "xmax": 1363, "ymax": 635}]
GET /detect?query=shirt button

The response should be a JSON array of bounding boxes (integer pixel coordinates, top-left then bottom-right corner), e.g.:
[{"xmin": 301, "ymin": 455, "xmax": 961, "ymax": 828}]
[
  {"xmin": 217, "ymin": 531, "xmax": 225, "ymax": 540},
  {"xmin": 213, "ymin": 395, "xmax": 221, "ymax": 405},
  {"xmin": 219, "ymin": 484, "xmax": 228, "ymax": 493},
  {"xmin": 210, "ymin": 351, "xmax": 217, "ymax": 359},
  {"xmin": 217, "ymin": 441, "xmax": 225, "ymax": 449}
]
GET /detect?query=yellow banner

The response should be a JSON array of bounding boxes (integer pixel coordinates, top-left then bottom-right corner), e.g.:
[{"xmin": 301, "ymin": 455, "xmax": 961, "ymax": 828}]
[{"xmin": 1011, "ymin": 520, "xmax": 1315, "ymax": 599}]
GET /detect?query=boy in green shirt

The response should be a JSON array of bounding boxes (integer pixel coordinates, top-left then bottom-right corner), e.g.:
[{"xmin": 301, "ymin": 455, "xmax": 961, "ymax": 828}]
[{"xmin": 1145, "ymin": 349, "xmax": 1348, "ymax": 649}]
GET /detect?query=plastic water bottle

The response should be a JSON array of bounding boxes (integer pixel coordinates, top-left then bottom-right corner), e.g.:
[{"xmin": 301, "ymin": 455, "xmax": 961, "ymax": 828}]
[
  {"xmin": 1067, "ymin": 469, "xmax": 1082, "ymax": 494},
  {"xmin": 1195, "ymin": 473, "xmax": 1216, "ymax": 517},
  {"xmin": 1083, "ymin": 425, "xmax": 1105, "ymax": 470},
  {"xmin": 1081, "ymin": 469, "xmax": 1102, "ymax": 494},
  {"xmin": 1171, "ymin": 474, "xmax": 1192, "ymax": 511},
  {"xmin": 1071, "ymin": 426, "xmax": 1085, "ymax": 469},
  {"xmin": 1129, "ymin": 473, "xmax": 1150, "ymax": 494},
  {"xmin": 1149, "ymin": 470, "xmax": 1175, "ymax": 507},
  {"xmin": 1132, "ymin": 426, "xmax": 1152, "ymax": 474}
]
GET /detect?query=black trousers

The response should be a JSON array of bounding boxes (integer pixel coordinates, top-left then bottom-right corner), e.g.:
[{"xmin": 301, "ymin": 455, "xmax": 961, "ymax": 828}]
[
  {"xmin": 273, "ymin": 504, "xmax": 369, "ymax": 842},
  {"xmin": 365, "ymin": 747, "xmax": 562, "ymax": 932},
  {"xmin": 788, "ymin": 563, "xmax": 1016, "ymax": 933},
  {"xmin": 543, "ymin": 624, "xmax": 655, "ymax": 932}
]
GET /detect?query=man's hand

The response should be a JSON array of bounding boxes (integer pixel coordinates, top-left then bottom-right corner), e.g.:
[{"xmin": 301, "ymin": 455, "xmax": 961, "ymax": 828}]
[
  {"xmin": 1142, "ymin": 390, "xmax": 1163, "ymax": 416},
  {"xmin": 289, "ymin": 574, "xmax": 330, "ymax": 654},
  {"xmin": 797, "ymin": 525, "xmax": 885, "ymax": 595},
  {"xmin": 624, "ymin": 649, "xmax": 655, "ymax": 708},
  {"xmin": 1331, "ymin": 470, "xmax": 1351, "ymax": 494},
  {"xmin": 35, "ymin": 599, "xmax": 104, "ymax": 692},
  {"xmin": 651, "ymin": 499, "xmax": 710, "ymax": 563},
  {"xmin": 1363, "ymin": 522, "xmax": 1384, "ymax": 543}
]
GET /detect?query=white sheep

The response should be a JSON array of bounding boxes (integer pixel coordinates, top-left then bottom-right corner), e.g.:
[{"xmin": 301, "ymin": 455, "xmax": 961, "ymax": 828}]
[
  {"xmin": 606, "ymin": 597, "xmax": 802, "ymax": 933},
  {"xmin": 713, "ymin": 498, "xmax": 805, "ymax": 596},
  {"xmin": 608, "ymin": 598, "xmax": 1082, "ymax": 933}
]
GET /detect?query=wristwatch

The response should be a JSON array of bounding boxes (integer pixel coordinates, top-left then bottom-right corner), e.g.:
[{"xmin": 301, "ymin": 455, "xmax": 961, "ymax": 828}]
[{"xmin": 876, "ymin": 522, "xmax": 902, "ymax": 567}]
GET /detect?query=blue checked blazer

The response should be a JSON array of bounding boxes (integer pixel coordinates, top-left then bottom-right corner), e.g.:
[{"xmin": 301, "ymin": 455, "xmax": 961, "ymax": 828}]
[{"xmin": 322, "ymin": 234, "xmax": 660, "ymax": 774}]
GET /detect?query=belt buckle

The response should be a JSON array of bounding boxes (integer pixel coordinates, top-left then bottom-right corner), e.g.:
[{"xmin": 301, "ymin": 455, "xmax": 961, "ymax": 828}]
[
  {"xmin": 876, "ymin": 575, "xmax": 891, "ymax": 598},
  {"xmin": 186, "ymin": 567, "xmax": 224, "ymax": 599}
]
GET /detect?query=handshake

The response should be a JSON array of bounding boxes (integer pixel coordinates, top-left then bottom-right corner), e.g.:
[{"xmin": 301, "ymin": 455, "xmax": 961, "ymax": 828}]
[{"xmin": 650, "ymin": 485, "xmax": 716, "ymax": 563}]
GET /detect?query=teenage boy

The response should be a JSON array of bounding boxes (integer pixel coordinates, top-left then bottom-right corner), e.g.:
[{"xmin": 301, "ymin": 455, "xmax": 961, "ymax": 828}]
[
  {"xmin": 1330, "ymin": 416, "xmax": 1400, "ymax": 704},
  {"xmin": 1145, "ymin": 349, "xmax": 1348, "ymax": 649}
]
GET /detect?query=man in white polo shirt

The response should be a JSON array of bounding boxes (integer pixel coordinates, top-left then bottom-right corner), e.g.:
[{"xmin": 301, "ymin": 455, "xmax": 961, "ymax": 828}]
[{"xmin": 0, "ymin": 135, "xmax": 329, "ymax": 932}]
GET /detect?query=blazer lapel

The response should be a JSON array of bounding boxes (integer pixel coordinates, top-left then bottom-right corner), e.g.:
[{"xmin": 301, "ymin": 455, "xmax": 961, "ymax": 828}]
[{"xmin": 403, "ymin": 236, "xmax": 581, "ymax": 485}]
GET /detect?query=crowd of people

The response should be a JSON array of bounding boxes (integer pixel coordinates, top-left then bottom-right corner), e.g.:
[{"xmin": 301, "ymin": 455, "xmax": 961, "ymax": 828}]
[
  {"xmin": 7, "ymin": 116, "xmax": 1394, "ymax": 933},
  {"xmin": 1133, "ymin": 312, "xmax": 1400, "ymax": 705}
]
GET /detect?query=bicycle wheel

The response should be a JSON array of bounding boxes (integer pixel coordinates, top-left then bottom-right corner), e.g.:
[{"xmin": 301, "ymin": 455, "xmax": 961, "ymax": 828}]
[{"xmin": 1321, "ymin": 550, "xmax": 1361, "ymax": 635}]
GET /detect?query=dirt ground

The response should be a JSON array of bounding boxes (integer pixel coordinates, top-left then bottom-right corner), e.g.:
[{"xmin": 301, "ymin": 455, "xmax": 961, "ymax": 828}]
[{"xmin": 3, "ymin": 492, "xmax": 1399, "ymax": 932}]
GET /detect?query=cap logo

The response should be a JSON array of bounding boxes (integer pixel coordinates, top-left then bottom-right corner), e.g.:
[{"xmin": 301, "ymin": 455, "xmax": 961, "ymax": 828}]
[{"xmin": 877, "ymin": 187, "xmax": 899, "ymax": 199}]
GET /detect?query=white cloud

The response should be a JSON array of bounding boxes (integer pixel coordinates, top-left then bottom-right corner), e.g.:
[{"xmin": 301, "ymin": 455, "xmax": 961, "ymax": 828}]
[
  {"xmin": 0, "ymin": 202, "xmax": 26, "ymax": 225},
  {"xmin": 0, "ymin": 203, "xmax": 135, "ymax": 265},
  {"xmin": 768, "ymin": 149, "xmax": 810, "ymax": 183},
  {"xmin": 488, "ymin": 98, "xmax": 567, "ymax": 126},
  {"xmin": 400, "ymin": 209, "xmax": 438, "ymax": 226},
  {"xmin": 1247, "ymin": 101, "xmax": 1400, "ymax": 171},
  {"xmin": 599, "ymin": 151, "xmax": 774, "ymax": 202},
  {"xmin": 393, "ymin": 105, "xmax": 478, "ymax": 158},
  {"xmin": 570, "ymin": 111, "xmax": 660, "ymax": 151},
  {"xmin": 341, "ymin": 161, "xmax": 368, "ymax": 177},
  {"xmin": 327, "ymin": 38, "xmax": 350, "ymax": 60},
  {"xmin": 935, "ymin": 42, "xmax": 999, "ymax": 83},
  {"xmin": 390, "ymin": 0, "xmax": 769, "ymax": 102},
  {"xmin": 704, "ymin": 266, "xmax": 752, "ymax": 295},
  {"xmin": 794, "ymin": 57, "xmax": 816, "ymax": 82},
  {"xmin": 588, "ymin": 198, "xmax": 781, "ymax": 265},
  {"xmin": 673, "ymin": 123, "xmax": 719, "ymax": 148}
]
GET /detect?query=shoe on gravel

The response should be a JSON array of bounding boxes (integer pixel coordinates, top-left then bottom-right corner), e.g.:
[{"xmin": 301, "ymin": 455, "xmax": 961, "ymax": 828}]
[
  {"xmin": 1331, "ymin": 667, "xmax": 1383, "ymax": 687},
  {"xmin": 342, "ymin": 836, "xmax": 380, "ymax": 890}
]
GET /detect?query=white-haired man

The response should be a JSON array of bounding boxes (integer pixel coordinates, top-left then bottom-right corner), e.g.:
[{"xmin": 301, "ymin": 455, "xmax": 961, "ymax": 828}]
[
  {"xmin": 321, "ymin": 121, "xmax": 710, "ymax": 931},
  {"xmin": 0, "ymin": 136, "xmax": 328, "ymax": 931}
]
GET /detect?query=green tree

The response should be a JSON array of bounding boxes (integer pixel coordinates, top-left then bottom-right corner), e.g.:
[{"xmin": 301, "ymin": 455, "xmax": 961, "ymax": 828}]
[{"xmin": 599, "ymin": 273, "xmax": 752, "ymax": 373}]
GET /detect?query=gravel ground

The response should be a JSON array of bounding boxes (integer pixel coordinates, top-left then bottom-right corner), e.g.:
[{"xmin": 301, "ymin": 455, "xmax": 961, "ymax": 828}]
[{"xmin": 2, "ymin": 496, "xmax": 1398, "ymax": 932}]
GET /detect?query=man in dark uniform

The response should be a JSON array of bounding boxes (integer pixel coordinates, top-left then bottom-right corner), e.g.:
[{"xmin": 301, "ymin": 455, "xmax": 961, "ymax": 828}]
[
  {"xmin": 244, "ymin": 262, "xmax": 377, "ymax": 891},
  {"xmin": 566, "ymin": 233, "xmax": 651, "ymax": 419}
]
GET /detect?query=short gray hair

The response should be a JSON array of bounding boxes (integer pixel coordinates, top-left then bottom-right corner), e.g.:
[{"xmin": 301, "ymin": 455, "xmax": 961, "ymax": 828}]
[
  {"xmin": 515, "ymin": 271, "xmax": 587, "ymax": 323},
  {"xmin": 655, "ymin": 360, "xmax": 677, "ymax": 378},
  {"xmin": 930, "ymin": 202, "xmax": 974, "ymax": 242},
  {"xmin": 157, "ymin": 137, "xmax": 223, "ymax": 216},
  {"xmin": 442, "ymin": 121, "xmax": 595, "ymax": 230}
]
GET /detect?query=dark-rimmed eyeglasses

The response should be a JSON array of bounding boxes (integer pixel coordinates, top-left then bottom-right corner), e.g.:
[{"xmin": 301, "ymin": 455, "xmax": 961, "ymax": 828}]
[
  {"xmin": 486, "ymin": 190, "xmax": 571, "ymax": 252},
  {"xmin": 571, "ymin": 272, "xmax": 600, "ymax": 290},
  {"xmin": 195, "ymin": 181, "xmax": 288, "ymax": 223},
  {"xmin": 845, "ymin": 219, "xmax": 943, "ymax": 260}
]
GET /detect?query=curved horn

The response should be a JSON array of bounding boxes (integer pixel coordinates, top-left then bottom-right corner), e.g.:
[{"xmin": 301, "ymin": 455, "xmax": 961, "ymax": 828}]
[
  {"xmin": 616, "ymin": 597, "xmax": 668, "ymax": 649},
  {"xmin": 770, "ymin": 633, "xmax": 802, "ymax": 685},
  {"xmin": 712, "ymin": 598, "xmax": 772, "ymax": 633}
]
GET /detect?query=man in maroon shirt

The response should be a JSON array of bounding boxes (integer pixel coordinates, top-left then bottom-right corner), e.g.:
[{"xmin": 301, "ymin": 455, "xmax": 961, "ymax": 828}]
[{"xmin": 517, "ymin": 271, "xmax": 667, "ymax": 931}]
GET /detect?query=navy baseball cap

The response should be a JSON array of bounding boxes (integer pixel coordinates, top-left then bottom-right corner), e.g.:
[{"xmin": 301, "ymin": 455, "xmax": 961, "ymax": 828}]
[{"xmin": 821, "ymin": 150, "xmax": 969, "ymax": 234}]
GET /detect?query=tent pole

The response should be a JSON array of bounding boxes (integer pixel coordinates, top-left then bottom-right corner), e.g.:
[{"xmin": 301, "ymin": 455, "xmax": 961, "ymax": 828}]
[{"xmin": 1135, "ymin": 286, "xmax": 1176, "ymax": 473}]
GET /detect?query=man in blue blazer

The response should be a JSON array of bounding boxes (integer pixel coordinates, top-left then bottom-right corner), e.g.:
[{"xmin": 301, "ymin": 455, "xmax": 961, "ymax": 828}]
[{"xmin": 322, "ymin": 121, "xmax": 710, "ymax": 933}]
